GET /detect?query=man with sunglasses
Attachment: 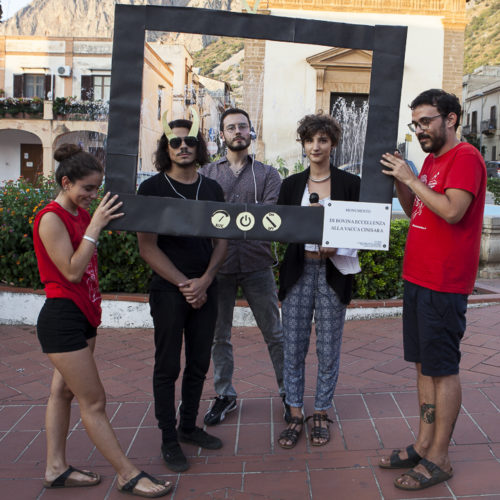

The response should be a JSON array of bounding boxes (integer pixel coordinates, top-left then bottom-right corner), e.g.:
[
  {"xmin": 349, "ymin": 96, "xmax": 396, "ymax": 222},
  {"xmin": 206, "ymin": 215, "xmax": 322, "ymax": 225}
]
[
  {"xmin": 200, "ymin": 108, "xmax": 288, "ymax": 426},
  {"xmin": 379, "ymin": 89, "xmax": 486, "ymax": 491},
  {"xmin": 137, "ymin": 113, "xmax": 227, "ymax": 473}
]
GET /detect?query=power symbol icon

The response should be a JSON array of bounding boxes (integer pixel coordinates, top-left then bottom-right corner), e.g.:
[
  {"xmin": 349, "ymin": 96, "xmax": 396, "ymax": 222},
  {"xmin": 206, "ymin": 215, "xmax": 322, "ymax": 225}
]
[{"xmin": 236, "ymin": 212, "xmax": 255, "ymax": 231}]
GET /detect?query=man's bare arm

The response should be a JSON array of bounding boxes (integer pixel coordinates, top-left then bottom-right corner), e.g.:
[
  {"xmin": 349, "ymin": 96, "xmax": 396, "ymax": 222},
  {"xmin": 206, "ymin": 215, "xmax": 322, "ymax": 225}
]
[{"xmin": 381, "ymin": 152, "xmax": 473, "ymax": 224}]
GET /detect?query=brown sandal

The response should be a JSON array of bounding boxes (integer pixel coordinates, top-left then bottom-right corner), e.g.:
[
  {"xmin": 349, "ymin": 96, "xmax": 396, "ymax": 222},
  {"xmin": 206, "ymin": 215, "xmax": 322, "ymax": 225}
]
[
  {"xmin": 278, "ymin": 416, "xmax": 304, "ymax": 449},
  {"xmin": 306, "ymin": 413, "xmax": 333, "ymax": 446}
]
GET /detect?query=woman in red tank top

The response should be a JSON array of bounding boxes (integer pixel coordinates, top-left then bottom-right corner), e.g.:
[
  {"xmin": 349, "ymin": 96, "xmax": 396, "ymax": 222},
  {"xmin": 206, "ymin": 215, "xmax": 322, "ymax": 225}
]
[{"xmin": 34, "ymin": 144, "xmax": 172, "ymax": 497}]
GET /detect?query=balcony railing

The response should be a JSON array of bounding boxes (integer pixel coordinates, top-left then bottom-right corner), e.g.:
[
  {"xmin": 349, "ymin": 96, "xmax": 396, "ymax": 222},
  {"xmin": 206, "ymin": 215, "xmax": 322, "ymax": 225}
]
[
  {"xmin": 462, "ymin": 124, "xmax": 473, "ymax": 136},
  {"xmin": 0, "ymin": 97, "xmax": 43, "ymax": 118},
  {"xmin": 481, "ymin": 119, "xmax": 497, "ymax": 135},
  {"xmin": 0, "ymin": 97, "xmax": 109, "ymax": 121},
  {"xmin": 53, "ymin": 97, "xmax": 109, "ymax": 121}
]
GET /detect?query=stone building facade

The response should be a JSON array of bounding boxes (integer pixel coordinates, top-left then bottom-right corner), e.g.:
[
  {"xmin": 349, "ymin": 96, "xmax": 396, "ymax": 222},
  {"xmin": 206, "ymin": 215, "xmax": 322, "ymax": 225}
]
[{"xmin": 242, "ymin": 0, "xmax": 468, "ymax": 167}]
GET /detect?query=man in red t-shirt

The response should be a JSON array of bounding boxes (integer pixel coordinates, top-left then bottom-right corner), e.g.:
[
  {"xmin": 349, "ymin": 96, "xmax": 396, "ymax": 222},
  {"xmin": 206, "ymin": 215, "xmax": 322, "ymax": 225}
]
[{"xmin": 378, "ymin": 89, "xmax": 486, "ymax": 491}]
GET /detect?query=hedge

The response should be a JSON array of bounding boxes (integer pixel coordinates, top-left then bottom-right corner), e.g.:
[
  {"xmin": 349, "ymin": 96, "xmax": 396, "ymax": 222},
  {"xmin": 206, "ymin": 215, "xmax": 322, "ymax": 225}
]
[
  {"xmin": 487, "ymin": 177, "xmax": 500, "ymax": 205},
  {"xmin": 1, "ymin": 177, "xmax": 409, "ymax": 299},
  {"xmin": 0, "ymin": 177, "xmax": 151, "ymax": 293}
]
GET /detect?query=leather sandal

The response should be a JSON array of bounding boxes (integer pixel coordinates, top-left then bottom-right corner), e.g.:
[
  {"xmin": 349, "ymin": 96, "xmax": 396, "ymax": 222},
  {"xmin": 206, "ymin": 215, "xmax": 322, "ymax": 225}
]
[
  {"xmin": 394, "ymin": 458, "xmax": 453, "ymax": 490},
  {"xmin": 117, "ymin": 471, "xmax": 173, "ymax": 498},
  {"xmin": 43, "ymin": 466, "xmax": 101, "ymax": 488},
  {"xmin": 379, "ymin": 444, "xmax": 422, "ymax": 469},
  {"xmin": 306, "ymin": 413, "xmax": 333, "ymax": 446},
  {"xmin": 278, "ymin": 416, "xmax": 304, "ymax": 449}
]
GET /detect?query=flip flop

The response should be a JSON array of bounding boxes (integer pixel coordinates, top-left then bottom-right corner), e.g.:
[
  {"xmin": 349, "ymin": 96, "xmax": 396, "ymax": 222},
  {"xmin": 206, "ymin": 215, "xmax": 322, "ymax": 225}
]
[
  {"xmin": 43, "ymin": 465, "xmax": 101, "ymax": 488},
  {"xmin": 394, "ymin": 458, "xmax": 453, "ymax": 490},
  {"xmin": 379, "ymin": 444, "xmax": 422, "ymax": 469},
  {"xmin": 117, "ymin": 470, "xmax": 173, "ymax": 498}
]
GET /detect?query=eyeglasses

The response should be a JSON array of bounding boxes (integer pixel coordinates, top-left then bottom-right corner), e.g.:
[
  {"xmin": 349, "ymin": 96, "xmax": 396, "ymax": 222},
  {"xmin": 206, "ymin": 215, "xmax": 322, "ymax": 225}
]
[
  {"xmin": 169, "ymin": 136, "xmax": 198, "ymax": 148},
  {"xmin": 224, "ymin": 123, "xmax": 249, "ymax": 133},
  {"xmin": 407, "ymin": 114, "xmax": 443, "ymax": 133}
]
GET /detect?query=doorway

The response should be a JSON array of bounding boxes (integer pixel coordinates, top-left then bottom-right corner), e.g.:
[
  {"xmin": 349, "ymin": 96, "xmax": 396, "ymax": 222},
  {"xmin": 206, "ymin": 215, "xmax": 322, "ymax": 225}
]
[{"xmin": 20, "ymin": 144, "xmax": 43, "ymax": 184}]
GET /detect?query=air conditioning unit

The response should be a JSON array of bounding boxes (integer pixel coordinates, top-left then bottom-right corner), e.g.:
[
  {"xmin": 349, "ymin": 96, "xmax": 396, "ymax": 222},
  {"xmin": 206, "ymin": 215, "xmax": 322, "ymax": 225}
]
[{"xmin": 57, "ymin": 65, "xmax": 72, "ymax": 77}]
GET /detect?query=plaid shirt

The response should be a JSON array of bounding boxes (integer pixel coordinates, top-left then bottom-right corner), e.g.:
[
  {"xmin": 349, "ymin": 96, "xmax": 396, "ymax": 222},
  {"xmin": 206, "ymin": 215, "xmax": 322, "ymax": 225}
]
[{"xmin": 200, "ymin": 156, "xmax": 282, "ymax": 274}]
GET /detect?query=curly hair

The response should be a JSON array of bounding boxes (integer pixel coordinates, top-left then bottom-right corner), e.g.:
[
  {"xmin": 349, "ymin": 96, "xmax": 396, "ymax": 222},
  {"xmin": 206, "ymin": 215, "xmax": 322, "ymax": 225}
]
[
  {"xmin": 154, "ymin": 119, "xmax": 209, "ymax": 172},
  {"xmin": 54, "ymin": 143, "xmax": 103, "ymax": 187},
  {"xmin": 410, "ymin": 89, "xmax": 461, "ymax": 131},
  {"xmin": 297, "ymin": 112, "xmax": 341, "ymax": 146}
]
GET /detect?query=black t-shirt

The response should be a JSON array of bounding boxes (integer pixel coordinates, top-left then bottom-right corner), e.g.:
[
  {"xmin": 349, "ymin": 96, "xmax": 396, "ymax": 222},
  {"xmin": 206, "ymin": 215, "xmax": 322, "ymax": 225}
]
[{"xmin": 137, "ymin": 172, "xmax": 224, "ymax": 290}]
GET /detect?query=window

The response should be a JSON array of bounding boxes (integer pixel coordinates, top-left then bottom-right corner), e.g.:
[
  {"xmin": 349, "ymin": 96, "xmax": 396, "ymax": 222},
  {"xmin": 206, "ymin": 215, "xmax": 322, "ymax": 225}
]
[
  {"xmin": 471, "ymin": 111, "xmax": 477, "ymax": 134},
  {"xmin": 13, "ymin": 74, "xmax": 53, "ymax": 99},
  {"xmin": 490, "ymin": 106, "xmax": 497, "ymax": 128},
  {"xmin": 157, "ymin": 86, "xmax": 164, "ymax": 120},
  {"xmin": 81, "ymin": 75, "xmax": 111, "ymax": 101},
  {"xmin": 25, "ymin": 75, "xmax": 45, "ymax": 98}
]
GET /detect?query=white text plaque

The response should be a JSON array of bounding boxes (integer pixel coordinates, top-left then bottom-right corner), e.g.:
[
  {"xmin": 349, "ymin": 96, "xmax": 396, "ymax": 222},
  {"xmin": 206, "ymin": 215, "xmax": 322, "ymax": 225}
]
[{"xmin": 322, "ymin": 201, "xmax": 391, "ymax": 251}]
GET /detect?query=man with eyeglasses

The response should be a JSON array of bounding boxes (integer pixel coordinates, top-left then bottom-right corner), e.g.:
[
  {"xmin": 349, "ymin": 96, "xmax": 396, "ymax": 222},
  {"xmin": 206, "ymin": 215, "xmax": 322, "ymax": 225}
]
[
  {"xmin": 200, "ymin": 108, "xmax": 288, "ymax": 426},
  {"xmin": 137, "ymin": 113, "xmax": 227, "ymax": 472},
  {"xmin": 379, "ymin": 89, "xmax": 486, "ymax": 491}
]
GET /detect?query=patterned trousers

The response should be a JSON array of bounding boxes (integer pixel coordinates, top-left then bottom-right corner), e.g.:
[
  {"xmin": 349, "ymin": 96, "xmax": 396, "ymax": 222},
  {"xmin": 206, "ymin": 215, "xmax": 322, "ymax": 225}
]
[{"xmin": 281, "ymin": 259, "xmax": 346, "ymax": 411}]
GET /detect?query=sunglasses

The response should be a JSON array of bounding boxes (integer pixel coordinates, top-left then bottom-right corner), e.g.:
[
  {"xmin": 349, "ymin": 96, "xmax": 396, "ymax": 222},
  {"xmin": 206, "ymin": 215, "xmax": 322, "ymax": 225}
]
[{"xmin": 169, "ymin": 136, "xmax": 198, "ymax": 148}]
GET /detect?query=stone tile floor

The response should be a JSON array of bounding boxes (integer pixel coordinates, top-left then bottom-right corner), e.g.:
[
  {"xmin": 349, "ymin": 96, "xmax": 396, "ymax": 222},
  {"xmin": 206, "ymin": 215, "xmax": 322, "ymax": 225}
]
[{"xmin": 1, "ymin": 304, "xmax": 500, "ymax": 499}]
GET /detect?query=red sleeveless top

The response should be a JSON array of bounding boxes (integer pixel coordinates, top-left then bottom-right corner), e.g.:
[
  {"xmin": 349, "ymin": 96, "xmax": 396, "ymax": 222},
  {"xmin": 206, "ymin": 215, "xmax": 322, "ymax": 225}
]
[{"xmin": 33, "ymin": 201, "xmax": 101, "ymax": 327}]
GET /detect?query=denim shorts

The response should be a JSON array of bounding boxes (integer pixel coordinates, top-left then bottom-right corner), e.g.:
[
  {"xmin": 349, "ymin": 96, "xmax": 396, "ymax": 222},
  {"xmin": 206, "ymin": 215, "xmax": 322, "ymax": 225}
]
[
  {"xmin": 37, "ymin": 298, "xmax": 97, "ymax": 353},
  {"xmin": 403, "ymin": 281, "xmax": 467, "ymax": 377}
]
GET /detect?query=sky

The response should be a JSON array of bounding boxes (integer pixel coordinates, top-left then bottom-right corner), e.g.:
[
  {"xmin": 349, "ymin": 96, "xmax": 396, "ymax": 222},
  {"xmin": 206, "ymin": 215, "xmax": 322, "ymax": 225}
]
[{"xmin": 2, "ymin": 0, "xmax": 32, "ymax": 21}]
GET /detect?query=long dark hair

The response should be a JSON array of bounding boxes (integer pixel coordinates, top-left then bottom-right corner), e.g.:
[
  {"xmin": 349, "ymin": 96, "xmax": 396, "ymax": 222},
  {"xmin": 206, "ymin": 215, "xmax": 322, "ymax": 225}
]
[
  {"xmin": 54, "ymin": 144, "xmax": 103, "ymax": 186},
  {"xmin": 154, "ymin": 119, "xmax": 209, "ymax": 172}
]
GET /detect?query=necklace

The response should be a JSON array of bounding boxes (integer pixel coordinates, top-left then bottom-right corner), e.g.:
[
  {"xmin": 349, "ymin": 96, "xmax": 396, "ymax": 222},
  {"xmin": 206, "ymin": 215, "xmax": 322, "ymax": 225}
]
[
  {"xmin": 164, "ymin": 173, "xmax": 202, "ymax": 200},
  {"xmin": 309, "ymin": 174, "xmax": 331, "ymax": 183}
]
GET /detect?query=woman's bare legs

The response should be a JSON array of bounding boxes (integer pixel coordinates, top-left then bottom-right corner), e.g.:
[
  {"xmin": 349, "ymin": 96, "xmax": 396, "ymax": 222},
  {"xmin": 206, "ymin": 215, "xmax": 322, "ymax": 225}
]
[{"xmin": 45, "ymin": 340, "xmax": 169, "ymax": 494}]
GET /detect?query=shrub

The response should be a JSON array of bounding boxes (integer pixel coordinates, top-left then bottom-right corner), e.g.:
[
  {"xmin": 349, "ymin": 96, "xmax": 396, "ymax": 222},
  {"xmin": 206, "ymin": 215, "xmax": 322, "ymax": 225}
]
[
  {"xmin": 353, "ymin": 218, "xmax": 409, "ymax": 299},
  {"xmin": 0, "ymin": 177, "xmax": 57, "ymax": 288},
  {"xmin": 487, "ymin": 178, "xmax": 500, "ymax": 205},
  {"xmin": 1, "ymin": 177, "xmax": 409, "ymax": 299},
  {"xmin": 0, "ymin": 177, "xmax": 151, "ymax": 292},
  {"xmin": 97, "ymin": 230, "xmax": 151, "ymax": 293}
]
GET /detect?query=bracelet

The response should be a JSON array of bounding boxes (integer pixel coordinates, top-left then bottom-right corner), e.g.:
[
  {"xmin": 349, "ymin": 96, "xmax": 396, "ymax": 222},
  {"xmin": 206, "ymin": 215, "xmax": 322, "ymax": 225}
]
[{"xmin": 83, "ymin": 235, "xmax": 98, "ymax": 246}]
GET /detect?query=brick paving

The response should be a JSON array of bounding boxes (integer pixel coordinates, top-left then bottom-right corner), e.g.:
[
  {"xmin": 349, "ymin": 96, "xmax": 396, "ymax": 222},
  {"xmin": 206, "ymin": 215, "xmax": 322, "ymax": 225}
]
[{"xmin": 1, "ymin": 304, "xmax": 500, "ymax": 499}]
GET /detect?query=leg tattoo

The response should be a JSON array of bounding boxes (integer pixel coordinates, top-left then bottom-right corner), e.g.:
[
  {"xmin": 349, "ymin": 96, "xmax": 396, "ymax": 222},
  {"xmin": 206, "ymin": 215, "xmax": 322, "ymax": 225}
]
[{"xmin": 420, "ymin": 403, "xmax": 436, "ymax": 424}]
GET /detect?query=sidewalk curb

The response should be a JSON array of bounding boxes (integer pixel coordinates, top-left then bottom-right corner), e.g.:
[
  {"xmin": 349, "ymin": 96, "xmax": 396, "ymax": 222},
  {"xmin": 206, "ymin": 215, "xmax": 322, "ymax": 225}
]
[{"xmin": 2, "ymin": 284, "xmax": 500, "ymax": 328}]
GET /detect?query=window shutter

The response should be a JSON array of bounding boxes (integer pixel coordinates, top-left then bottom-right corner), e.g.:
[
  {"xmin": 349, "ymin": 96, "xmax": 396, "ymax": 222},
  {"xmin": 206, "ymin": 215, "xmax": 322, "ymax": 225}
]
[
  {"xmin": 44, "ymin": 74, "xmax": 53, "ymax": 99},
  {"xmin": 13, "ymin": 74, "xmax": 24, "ymax": 97},
  {"xmin": 81, "ymin": 75, "xmax": 93, "ymax": 100}
]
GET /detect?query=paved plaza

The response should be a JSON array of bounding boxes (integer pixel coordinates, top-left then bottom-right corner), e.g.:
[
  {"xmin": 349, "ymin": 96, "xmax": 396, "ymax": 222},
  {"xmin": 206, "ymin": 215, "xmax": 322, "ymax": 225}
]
[{"xmin": 1, "ymin": 297, "xmax": 500, "ymax": 499}]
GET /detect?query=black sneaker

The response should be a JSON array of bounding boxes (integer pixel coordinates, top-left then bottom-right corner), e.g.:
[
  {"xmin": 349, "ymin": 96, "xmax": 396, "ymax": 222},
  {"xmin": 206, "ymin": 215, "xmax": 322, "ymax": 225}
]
[
  {"xmin": 204, "ymin": 396, "xmax": 237, "ymax": 426},
  {"xmin": 178, "ymin": 426, "xmax": 223, "ymax": 450},
  {"xmin": 282, "ymin": 395, "xmax": 292, "ymax": 424},
  {"xmin": 161, "ymin": 441, "xmax": 189, "ymax": 472}
]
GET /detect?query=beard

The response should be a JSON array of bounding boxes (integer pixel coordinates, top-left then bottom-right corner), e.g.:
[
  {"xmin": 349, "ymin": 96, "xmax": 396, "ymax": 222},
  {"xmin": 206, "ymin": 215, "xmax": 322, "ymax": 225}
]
[
  {"xmin": 225, "ymin": 136, "xmax": 251, "ymax": 152},
  {"xmin": 418, "ymin": 122, "xmax": 447, "ymax": 154},
  {"xmin": 171, "ymin": 149, "xmax": 196, "ymax": 168}
]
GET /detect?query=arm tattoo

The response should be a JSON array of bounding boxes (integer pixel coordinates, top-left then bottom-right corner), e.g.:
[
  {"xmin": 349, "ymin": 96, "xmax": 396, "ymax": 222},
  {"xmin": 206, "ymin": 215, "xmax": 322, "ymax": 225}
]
[{"xmin": 420, "ymin": 403, "xmax": 436, "ymax": 424}]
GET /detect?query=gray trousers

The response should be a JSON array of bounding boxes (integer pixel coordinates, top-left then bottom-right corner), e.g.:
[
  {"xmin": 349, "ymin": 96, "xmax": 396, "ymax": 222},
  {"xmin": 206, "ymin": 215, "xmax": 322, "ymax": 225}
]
[{"xmin": 212, "ymin": 267, "xmax": 285, "ymax": 398}]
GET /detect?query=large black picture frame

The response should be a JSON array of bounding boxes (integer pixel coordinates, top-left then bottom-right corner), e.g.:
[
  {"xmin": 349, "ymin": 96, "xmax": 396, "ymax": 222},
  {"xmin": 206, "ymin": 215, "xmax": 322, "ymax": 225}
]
[{"xmin": 105, "ymin": 5, "xmax": 407, "ymax": 243}]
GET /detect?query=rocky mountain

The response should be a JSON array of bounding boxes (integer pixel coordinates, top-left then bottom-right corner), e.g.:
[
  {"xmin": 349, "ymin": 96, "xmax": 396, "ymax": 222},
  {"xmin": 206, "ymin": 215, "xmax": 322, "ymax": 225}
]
[
  {"xmin": 464, "ymin": 0, "xmax": 500, "ymax": 74},
  {"xmin": 0, "ymin": 0, "xmax": 240, "ymax": 45}
]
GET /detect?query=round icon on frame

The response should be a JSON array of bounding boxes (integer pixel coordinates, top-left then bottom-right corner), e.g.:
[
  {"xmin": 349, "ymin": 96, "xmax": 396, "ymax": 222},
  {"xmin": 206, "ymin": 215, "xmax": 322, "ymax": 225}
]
[
  {"xmin": 236, "ymin": 211, "xmax": 255, "ymax": 231},
  {"xmin": 262, "ymin": 212, "xmax": 281, "ymax": 231},
  {"xmin": 211, "ymin": 210, "xmax": 231, "ymax": 229}
]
